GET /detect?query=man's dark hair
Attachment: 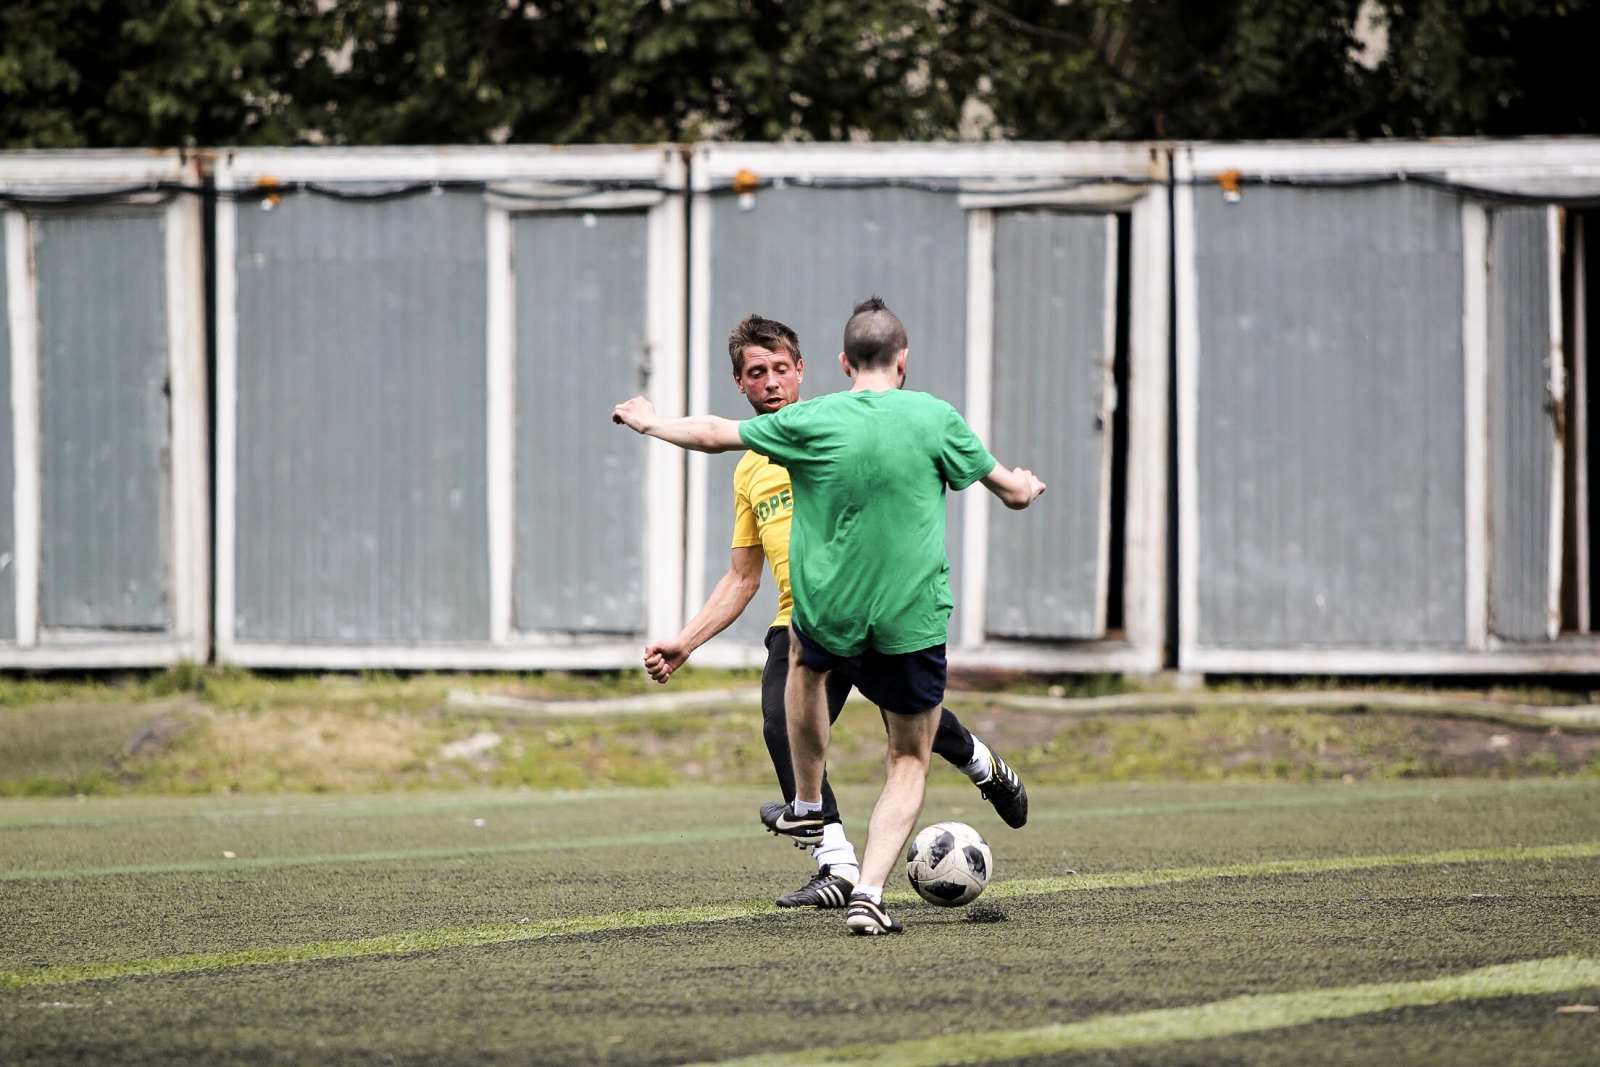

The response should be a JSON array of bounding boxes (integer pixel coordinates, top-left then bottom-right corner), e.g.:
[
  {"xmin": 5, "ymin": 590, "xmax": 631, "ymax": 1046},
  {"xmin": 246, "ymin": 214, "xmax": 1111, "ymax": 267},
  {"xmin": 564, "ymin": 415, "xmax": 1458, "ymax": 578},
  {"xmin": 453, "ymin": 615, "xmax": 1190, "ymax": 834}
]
[
  {"xmin": 842, "ymin": 295, "xmax": 907, "ymax": 370},
  {"xmin": 727, "ymin": 314, "xmax": 801, "ymax": 374}
]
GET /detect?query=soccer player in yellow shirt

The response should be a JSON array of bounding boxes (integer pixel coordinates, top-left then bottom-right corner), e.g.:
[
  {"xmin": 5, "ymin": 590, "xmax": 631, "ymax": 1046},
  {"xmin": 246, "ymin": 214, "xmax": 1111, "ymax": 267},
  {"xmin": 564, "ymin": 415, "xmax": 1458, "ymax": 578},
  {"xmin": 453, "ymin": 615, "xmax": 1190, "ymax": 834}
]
[{"xmin": 639, "ymin": 314, "xmax": 1028, "ymax": 909}]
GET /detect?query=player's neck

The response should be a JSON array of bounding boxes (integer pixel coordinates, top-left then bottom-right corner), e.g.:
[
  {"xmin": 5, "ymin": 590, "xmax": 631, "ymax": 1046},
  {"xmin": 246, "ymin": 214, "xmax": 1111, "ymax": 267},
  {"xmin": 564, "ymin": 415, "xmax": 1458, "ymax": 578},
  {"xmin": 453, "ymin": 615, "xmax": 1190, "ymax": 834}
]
[{"xmin": 848, "ymin": 368, "xmax": 903, "ymax": 393}]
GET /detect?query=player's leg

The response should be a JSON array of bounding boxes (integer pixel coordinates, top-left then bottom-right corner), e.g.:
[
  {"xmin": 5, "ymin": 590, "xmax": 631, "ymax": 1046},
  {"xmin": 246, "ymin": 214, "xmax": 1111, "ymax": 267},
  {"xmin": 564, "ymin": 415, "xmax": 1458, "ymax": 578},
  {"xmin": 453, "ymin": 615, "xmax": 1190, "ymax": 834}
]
[
  {"xmin": 844, "ymin": 703, "xmax": 939, "ymax": 936},
  {"xmin": 842, "ymin": 642, "xmax": 948, "ymax": 935},
  {"xmin": 759, "ymin": 624, "xmax": 843, "ymax": 846},
  {"xmin": 757, "ymin": 627, "xmax": 859, "ymax": 906},
  {"xmin": 929, "ymin": 709, "xmax": 1029, "ymax": 828},
  {"xmin": 875, "ymin": 702, "xmax": 1029, "ymax": 828}
]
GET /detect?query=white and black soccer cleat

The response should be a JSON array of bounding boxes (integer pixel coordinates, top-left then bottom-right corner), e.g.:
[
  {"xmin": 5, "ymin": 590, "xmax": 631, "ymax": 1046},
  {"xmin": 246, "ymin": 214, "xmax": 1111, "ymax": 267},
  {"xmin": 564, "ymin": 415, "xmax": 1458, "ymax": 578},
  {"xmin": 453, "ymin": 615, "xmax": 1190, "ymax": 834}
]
[
  {"xmin": 844, "ymin": 893, "xmax": 904, "ymax": 935},
  {"xmin": 759, "ymin": 800, "xmax": 826, "ymax": 847},
  {"xmin": 977, "ymin": 748, "xmax": 1029, "ymax": 828},
  {"xmin": 775, "ymin": 864, "xmax": 855, "ymax": 908}
]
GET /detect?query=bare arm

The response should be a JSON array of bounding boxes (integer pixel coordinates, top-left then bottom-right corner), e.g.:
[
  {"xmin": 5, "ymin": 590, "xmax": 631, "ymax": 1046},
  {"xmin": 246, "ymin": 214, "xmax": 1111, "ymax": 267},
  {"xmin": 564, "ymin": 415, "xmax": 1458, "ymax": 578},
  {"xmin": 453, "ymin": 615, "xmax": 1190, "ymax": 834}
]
[
  {"xmin": 981, "ymin": 462, "xmax": 1047, "ymax": 510},
  {"xmin": 612, "ymin": 397, "xmax": 744, "ymax": 453},
  {"xmin": 644, "ymin": 546, "xmax": 764, "ymax": 683}
]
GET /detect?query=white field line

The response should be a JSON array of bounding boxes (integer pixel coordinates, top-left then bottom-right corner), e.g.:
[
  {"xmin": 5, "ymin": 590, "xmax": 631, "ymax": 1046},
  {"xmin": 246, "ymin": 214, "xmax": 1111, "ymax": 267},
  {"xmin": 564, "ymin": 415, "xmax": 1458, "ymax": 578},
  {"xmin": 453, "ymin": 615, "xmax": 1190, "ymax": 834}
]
[
  {"xmin": 2, "ymin": 842, "xmax": 1596, "ymax": 988},
  {"xmin": 684, "ymin": 956, "xmax": 1600, "ymax": 1067}
]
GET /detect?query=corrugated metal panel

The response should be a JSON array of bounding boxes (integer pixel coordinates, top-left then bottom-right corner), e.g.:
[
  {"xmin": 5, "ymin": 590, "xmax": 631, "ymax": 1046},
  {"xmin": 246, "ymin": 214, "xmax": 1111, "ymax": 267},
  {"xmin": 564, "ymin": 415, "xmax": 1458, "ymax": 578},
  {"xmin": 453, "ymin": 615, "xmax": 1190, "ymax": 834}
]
[
  {"xmin": 0, "ymin": 226, "xmax": 14, "ymax": 639},
  {"xmin": 704, "ymin": 187, "xmax": 970, "ymax": 645},
  {"xmin": 988, "ymin": 211, "xmax": 1111, "ymax": 638},
  {"xmin": 233, "ymin": 192, "xmax": 490, "ymax": 642},
  {"xmin": 1488, "ymin": 207, "xmax": 1554, "ymax": 641},
  {"xmin": 513, "ymin": 211, "xmax": 648, "ymax": 633},
  {"xmin": 34, "ymin": 210, "xmax": 169, "ymax": 630},
  {"xmin": 1194, "ymin": 184, "xmax": 1466, "ymax": 647}
]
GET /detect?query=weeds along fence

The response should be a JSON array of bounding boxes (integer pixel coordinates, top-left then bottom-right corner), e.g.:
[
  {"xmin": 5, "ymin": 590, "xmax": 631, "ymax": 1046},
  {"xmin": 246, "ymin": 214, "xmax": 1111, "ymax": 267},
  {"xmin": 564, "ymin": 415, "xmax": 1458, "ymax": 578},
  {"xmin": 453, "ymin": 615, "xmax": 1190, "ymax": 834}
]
[{"xmin": 1, "ymin": 140, "xmax": 1598, "ymax": 674}]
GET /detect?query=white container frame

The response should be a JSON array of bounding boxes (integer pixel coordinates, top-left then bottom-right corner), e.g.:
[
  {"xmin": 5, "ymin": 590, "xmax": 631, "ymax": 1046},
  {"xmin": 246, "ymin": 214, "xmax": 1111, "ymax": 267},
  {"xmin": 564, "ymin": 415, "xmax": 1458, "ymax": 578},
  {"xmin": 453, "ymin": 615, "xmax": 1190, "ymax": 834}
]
[
  {"xmin": 212, "ymin": 146, "xmax": 687, "ymax": 670},
  {"xmin": 1174, "ymin": 138, "xmax": 1600, "ymax": 674},
  {"xmin": 0, "ymin": 151, "xmax": 210, "ymax": 668},
  {"xmin": 685, "ymin": 142, "xmax": 1171, "ymax": 674}
]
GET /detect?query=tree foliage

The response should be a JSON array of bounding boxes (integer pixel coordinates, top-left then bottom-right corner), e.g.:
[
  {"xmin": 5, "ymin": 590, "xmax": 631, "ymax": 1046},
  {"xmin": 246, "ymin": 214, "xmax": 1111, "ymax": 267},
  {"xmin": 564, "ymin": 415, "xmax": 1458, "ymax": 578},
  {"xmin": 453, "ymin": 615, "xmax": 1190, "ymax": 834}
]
[{"xmin": 0, "ymin": 0, "xmax": 1594, "ymax": 148}]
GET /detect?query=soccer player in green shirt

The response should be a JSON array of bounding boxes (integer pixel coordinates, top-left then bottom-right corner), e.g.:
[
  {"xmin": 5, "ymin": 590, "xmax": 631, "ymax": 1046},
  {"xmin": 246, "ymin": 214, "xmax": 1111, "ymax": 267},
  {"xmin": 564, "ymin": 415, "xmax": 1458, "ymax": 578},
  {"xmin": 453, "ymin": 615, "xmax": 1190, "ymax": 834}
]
[
  {"xmin": 641, "ymin": 313, "xmax": 1029, "ymax": 912},
  {"xmin": 613, "ymin": 296, "xmax": 1045, "ymax": 935}
]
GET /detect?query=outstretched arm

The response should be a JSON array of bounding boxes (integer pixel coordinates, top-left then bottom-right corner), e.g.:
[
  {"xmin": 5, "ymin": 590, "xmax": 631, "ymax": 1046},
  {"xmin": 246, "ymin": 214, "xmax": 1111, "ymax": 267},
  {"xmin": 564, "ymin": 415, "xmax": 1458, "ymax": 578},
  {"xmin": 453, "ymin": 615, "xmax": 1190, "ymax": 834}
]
[
  {"xmin": 612, "ymin": 397, "xmax": 744, "ymax": 453},
  {"xmin": 981, "ymin": 462, "xmax": 1047, "ymax": 510},
  {"xmin": 644, "ymin": 547, "xmax": 765, "ymax": 683}
]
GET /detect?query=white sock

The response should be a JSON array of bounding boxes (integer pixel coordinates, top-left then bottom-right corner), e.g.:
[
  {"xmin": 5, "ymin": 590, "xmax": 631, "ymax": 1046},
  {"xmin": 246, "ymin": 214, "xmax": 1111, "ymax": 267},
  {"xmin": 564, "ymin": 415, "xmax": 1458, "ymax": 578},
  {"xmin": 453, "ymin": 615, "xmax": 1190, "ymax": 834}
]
[
  {"xmin": 963, "ymin": 737, "xmax": 995, "ymax": 783},
  {"xmin": 792, "ymin": 797, "xmax": 823, "ymax": 816},
  {"xmin": 811, "ymin": 822, "xmax": 860, "ymax": 882},
  {"xmin": 853, "ymin": 884, "xmax": 883, "ymax": 904}
]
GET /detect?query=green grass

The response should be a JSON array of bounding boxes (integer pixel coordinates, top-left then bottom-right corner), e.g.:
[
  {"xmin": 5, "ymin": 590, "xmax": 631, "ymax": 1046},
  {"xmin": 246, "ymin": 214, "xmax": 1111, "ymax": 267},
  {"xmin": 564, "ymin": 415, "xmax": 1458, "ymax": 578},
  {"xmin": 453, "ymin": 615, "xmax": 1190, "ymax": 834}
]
[
  {"xmin": 3, "ymin": 666, "xmax": 1599, "ymax": 797},
  {"xmin": 2, "ymin": 780, "xmax": 1598, "ymax": 1065}
]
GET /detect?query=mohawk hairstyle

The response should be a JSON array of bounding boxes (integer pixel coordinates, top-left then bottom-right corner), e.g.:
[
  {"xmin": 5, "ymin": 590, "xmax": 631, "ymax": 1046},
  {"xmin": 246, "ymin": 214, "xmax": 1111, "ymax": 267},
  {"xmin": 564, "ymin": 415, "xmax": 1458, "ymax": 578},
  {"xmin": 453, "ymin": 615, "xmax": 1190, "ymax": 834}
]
[{"xmin": 842, "ymin": 295, "xmax": 907, "ymax": 370}]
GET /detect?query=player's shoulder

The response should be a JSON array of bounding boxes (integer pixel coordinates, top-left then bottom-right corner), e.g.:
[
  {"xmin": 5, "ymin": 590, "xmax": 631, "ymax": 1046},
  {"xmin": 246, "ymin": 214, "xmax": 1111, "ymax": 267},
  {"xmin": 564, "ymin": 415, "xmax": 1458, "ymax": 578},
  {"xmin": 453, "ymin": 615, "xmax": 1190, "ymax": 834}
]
[
  {"xmin": 895, "ymin": 389, "xmax": 963, "ymax": 420},
  {"xmin": 733, "ymin": 449, "xmax": 766, "ymax": 486}
]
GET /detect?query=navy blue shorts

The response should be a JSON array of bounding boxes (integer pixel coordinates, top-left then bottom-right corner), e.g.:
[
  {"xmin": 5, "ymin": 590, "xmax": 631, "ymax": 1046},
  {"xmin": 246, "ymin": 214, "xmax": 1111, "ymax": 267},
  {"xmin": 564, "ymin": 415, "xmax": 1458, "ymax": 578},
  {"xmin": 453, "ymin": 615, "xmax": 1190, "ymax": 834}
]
[{"xmin": 790, "ymin": 624, "xmax": 947, "ymax": 715}]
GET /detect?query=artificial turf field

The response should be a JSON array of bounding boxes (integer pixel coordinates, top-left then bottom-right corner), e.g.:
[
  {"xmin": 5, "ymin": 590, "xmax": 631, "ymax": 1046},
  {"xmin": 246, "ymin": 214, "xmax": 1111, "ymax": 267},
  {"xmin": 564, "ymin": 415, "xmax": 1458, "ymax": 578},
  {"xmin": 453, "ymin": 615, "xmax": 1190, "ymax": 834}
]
[{"xmin": 3, "ymin": 778, "xmax": 1599, "ymax": 1065}]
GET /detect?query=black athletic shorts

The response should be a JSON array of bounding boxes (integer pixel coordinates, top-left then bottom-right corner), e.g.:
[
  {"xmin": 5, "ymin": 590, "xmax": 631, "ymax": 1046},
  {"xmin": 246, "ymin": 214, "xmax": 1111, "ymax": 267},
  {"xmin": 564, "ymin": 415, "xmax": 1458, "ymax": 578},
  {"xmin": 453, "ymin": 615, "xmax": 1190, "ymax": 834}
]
[{"xmin": 790, "ymin": 623, "xmax": 947, "ymax": 715}]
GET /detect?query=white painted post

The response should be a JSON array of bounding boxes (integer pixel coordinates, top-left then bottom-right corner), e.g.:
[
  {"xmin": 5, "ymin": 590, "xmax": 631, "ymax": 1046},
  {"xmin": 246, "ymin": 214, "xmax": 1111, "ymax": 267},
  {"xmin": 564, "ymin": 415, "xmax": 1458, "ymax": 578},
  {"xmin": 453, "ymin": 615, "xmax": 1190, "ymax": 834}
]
[
  {"xmin": 960, "ymin": 209, "xmax": 994, "ymax": 651},
  {"xmin": 486, "ymin": 206, "xmax": 515, "ymax": 645},
  {"xmin": 4, "ymin": 211, "xmax": 39, "ymax": 648},
  {"xmin": 1462, "ymin": 202, "xmax": 1490, "ymax": 651},
  {"xmin": 644, "ymin": 156, "xmax": 688, "ymax": 641},
  {"xmin": 212, "ymin": 194, "xmax": 239, "ymax": 661},
  {"xmin": 1546, "ymin": 204, "xmax": 1567, "ymax": 640}
]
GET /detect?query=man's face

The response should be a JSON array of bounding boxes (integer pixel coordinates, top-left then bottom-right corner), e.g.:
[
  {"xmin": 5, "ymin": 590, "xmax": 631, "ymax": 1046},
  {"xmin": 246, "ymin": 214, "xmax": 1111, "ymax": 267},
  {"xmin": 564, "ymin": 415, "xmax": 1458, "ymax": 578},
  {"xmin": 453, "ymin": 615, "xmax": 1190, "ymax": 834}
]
[{"xmin": 734, "ymin": 345, "xmax": 804, "ymax": 415}]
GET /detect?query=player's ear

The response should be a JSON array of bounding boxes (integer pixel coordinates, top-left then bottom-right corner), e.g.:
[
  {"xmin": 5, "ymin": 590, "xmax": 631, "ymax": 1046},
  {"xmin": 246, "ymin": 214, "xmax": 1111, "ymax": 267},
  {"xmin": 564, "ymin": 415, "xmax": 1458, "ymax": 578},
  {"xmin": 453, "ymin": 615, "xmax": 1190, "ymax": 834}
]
[
  {"xmin": 896, "ymin": 349, "xmax": 908, "ymax": 377},
  {"xmin": 838, "ymin": 351, "xmax": 853, "ymax": 378},
  {"xmin": 794, "ymin": 357, "xmax": 804, "ymax": 385}
]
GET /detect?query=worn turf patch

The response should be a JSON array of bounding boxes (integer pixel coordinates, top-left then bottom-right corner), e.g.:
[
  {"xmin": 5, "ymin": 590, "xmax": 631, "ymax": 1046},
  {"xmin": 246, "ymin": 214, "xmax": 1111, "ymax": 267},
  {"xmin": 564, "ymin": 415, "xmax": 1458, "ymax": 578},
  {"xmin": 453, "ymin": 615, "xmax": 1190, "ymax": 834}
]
[
  {"xmin": 3, "ymin": 841, "xmax": 1594, "ymax": 990},
  {"xmin": 678, "ymin": 956, "xmax": 1600, "ymax": 1066}
]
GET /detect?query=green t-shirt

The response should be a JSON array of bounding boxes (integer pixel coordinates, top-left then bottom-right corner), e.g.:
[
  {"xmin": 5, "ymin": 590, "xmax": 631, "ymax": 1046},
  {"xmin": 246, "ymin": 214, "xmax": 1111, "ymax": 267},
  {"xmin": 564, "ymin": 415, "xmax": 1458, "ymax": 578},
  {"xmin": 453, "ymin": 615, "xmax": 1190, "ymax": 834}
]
[{"xmin": 738, "ymin": 389, "xmax": 997, "ymax": 656}]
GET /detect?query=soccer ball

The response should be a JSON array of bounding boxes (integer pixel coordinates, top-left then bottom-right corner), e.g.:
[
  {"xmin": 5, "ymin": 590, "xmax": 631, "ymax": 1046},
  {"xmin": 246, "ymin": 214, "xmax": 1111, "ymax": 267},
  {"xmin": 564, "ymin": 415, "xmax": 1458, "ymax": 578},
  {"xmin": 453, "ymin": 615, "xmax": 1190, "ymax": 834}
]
[{"xmin": 904, "ymin": 821, "xmax": 992, "ymax": 906}]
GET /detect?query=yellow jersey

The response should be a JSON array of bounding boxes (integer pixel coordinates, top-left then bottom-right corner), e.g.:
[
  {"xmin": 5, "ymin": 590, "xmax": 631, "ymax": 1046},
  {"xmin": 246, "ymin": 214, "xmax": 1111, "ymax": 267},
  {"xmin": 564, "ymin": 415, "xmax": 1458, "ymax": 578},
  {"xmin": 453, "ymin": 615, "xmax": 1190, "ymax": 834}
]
[{"xmin": 731, "ymin": 450, "xmax": 795, "ymax": 629}]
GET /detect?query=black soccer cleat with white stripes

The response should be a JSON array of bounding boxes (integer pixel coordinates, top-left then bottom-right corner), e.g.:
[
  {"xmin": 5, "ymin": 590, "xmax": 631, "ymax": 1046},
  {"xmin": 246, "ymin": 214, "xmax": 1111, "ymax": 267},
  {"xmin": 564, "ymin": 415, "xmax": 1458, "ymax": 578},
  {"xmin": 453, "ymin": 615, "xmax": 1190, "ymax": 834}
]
[
  {"xmin": 977, "ymin": 748, "xmax": 1029, "ymax": 828},
  {"xmin": 759, "ymin": 800, "xmax": 826, "ymax": 847},
  {"xmin": 775, "ymin": 864, "xmax": 855, "ymax": 908},
  {"xmin": 844, "ymin": 894, "xmax": 904, "ymax": 935}
]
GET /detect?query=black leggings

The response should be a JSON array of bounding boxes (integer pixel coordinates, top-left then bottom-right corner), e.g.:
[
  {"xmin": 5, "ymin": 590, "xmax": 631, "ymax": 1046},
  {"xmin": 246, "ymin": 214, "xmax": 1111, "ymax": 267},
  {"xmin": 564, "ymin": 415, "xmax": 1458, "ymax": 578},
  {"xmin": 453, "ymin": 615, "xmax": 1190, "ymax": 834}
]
[{"xmin": 761, "ymin": 626, "xmax": 978, "ymax": 826}]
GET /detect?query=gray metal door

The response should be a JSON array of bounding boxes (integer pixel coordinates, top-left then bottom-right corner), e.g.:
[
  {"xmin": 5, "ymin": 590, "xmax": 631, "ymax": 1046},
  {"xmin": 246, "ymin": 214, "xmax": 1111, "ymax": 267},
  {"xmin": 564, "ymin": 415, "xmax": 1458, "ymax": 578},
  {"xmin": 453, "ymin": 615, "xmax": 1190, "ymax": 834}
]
[
  {"xmin": 35, "ymin": 209, "xmax": 170, "ymax": 630},
  {"xmin": 986, "ymin": 211, "xmax": 1117, "ymax": 639},
  {"xmin": 233, "ymin": 192, "xmax": 491, "ymax": 643},
  {"xmin": 704, "ymin": 186, "xmax": 970, "ymax": 645},
  {"xmin": 1488, "ymin": 206, "xmax": 1560, "ymax": 642},
  {"xmin": 1193, "ymin": 184, "xmax": 1467, "ymax": 648},
  {"xmin": 513, "ymin": 211, "xmax": 649, "ymax": 634}
]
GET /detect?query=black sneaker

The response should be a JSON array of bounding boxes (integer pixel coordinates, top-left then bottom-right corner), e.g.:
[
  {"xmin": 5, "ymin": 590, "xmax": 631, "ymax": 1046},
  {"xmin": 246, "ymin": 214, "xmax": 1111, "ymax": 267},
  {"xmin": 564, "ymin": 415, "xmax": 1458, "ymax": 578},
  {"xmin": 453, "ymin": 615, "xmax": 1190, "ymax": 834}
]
[
  {"xmin": 759, "ymin": 800, "xmax": 826, "ymax": 847},
  {"xmin": 976, "ymin": 746, "xmax": 1029, "ymax": 828},
  {"xmin": 776, "ymin": 864, "xmax": 856, "ymax": 908},
  {"xmin": 845, "ymin": 894, "xmax": 904, "ymax": 935}
]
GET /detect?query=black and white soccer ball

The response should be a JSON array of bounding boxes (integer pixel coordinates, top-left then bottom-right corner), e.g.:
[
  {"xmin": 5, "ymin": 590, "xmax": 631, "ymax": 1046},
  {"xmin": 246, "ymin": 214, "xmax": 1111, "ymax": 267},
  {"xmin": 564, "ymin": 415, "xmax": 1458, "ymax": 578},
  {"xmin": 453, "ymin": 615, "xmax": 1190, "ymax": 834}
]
[{"xmin": 904, "ymin": 820, "xmax": 992, "ymax": 906}]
